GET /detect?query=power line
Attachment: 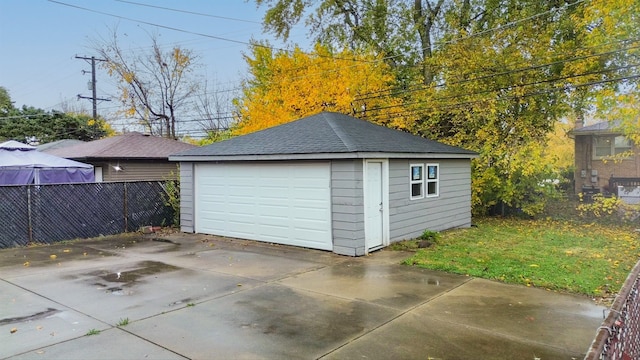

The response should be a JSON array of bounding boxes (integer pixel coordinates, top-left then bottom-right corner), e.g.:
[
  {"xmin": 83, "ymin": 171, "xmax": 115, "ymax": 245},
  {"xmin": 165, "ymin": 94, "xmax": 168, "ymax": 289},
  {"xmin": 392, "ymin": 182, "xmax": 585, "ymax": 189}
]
[
  {"xmin": 46, "ymin": 37, "xmax": 631, "ymax": 117},
  {"xmin": 227, "ymin": 36, "xmax": 639, "ymax": 103},
  {"xmin": 0, "ymin": 113, "xmax": 51, "ymax": 121},
  {"xmin": 114, "ymin": 0, "xmax": 261, "ymax": 24},
  {"xmin": 355, "ymin": 41, "xmax": 640, "ymax": 103},
  {"xmin": 360, "ymin": 62, "xmax": 640, "ymax": 117},
  {"xmin": 229, "ymin": 42, "xmax": 639, "ymax": 118},
  {"xmin": 41, "ymin": 0, "xmax": 639, "ymax": 136},
  {"xmin": 19, "ymin": 44, "xmax": 635, "ymax": 135},
  {"xmin": 368, "ymin": 0, "xmax": 588, "ymax": 66},
  {"xmin": 104, "ymin": 54, "xmax": 639, "ymax": 134},
  {"xmin": 47, "ymin": 0, "xmax": 372, "ymax": 63},
  {"xmin": 362, "ymin": 73, "xmax": 640, "ymax": 125},
  {"xmin": 433, "ymin": 0, "xmax": 586, "ymax": 47},
  {"xmin": 46, "ymin": 0, "xmax": 251, "ymax": 45},
  {"xmin": 101, "ymin": 0, "xmax": 588, "ymax": 69},
  {"xmin": 45, "ymin": 0, "xmax": 614, "ymax": 103}
]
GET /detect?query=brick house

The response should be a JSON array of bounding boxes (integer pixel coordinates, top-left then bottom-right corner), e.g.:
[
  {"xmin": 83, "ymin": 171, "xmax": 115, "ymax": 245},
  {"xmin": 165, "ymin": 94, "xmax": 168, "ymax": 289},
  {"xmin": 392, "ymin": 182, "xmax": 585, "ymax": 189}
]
[{"xmin": 570, "ymin": 120, "xmax": 639, "ymax": 196}]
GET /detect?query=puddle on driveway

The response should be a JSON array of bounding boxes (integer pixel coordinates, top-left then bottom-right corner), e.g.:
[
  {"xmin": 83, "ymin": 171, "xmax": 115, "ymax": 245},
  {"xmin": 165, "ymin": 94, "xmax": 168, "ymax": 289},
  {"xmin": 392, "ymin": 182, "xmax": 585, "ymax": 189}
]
[
  {"xmin": 331, "ymin": 261, "xmax": 447, "ymax": 285},
  {"xmin": 235, "ymin": 286, "xmax": 371, "ymax": 343},
  {"xmin": 151, "ymin": 238, "xmax": 180, "ymax": 245},
  {"xmin": 81, "ymin": 261, "xmax": 181, "ymax": 295},
  {"xmin": 88, "ymin": 261, "xmax": 180, "ymax": 284}
]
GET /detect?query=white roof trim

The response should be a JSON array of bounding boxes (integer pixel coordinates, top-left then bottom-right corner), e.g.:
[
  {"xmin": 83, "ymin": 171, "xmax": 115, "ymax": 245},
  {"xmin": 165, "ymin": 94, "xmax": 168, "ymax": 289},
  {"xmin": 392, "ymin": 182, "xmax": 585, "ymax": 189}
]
[{"xmin": 170, "ymin": 152, "xmax": 477, "ymax": 162}]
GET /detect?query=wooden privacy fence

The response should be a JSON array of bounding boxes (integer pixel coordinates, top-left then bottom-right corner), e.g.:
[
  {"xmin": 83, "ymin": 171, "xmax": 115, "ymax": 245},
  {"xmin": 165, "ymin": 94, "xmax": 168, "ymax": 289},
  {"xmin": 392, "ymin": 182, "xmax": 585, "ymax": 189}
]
[
  {"xmin": 584, "ymin": 259, "xmax": 640, "ymax": 360},
  {"xmin": 0, "ymin": 181, "xmax": 173, "ymax": 249}
]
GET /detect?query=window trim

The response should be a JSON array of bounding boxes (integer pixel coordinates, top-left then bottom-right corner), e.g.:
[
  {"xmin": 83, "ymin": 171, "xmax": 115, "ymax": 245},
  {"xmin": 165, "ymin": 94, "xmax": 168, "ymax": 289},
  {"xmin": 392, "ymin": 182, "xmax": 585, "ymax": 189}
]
[
  {"xmin": 426, "ymin": 163, "xmax": 439, "ymax": 198},
  {"xmin": 593, "ymin": 136, "xmax": 632, "ymax": 159},
  {"xmin": 409, "ymin": 163, "xmax": 424, "ymax": 200}
]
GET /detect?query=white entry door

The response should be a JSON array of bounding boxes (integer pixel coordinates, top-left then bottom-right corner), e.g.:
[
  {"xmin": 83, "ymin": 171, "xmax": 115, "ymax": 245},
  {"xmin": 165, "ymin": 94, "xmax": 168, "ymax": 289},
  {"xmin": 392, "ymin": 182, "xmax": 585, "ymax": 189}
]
[
  {"xmin": 364, "ymin": 160, "xmax": 386, "ymax": 250},
  {"xmin": 194, "ymin": 162, "xmax": 333, "ymax": 251}
]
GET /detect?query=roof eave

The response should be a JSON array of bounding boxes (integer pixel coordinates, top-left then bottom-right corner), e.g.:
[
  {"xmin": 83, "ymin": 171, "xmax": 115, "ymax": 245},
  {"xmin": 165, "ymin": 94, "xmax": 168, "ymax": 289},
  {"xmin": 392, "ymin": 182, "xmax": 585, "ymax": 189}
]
[
  {"xmin": 170, "ymin": 152, "xmax": 478, "ymax": 162},
  {"xmin": 569, "ymin": 129, "xmax": 621, "ymax": 136},
  {"xmin": 64, "ymin": 156, "xmax": 171, "ymax": 161}
]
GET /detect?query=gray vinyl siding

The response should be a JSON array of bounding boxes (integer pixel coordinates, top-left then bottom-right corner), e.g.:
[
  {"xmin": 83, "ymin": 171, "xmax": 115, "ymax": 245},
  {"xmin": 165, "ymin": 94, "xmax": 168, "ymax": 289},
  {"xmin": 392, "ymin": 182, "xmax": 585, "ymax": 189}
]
[
  {"xmin": 330, "ymin": 159, "xmax": 365, "ymax": 256},
  {"xmin": 389, "ymin": 158, "xmax": 471, "ymax": 241},
  {"xmin": 99, "ymin": 160, "xmax": 179, "ymax": 182},
  {"xmin": 179, "ymin": 157, "xmax": 471, "ymax": 256},
  {"xmin": 179, "ymin": 162, "xmax": 195, "ymax": 233}
]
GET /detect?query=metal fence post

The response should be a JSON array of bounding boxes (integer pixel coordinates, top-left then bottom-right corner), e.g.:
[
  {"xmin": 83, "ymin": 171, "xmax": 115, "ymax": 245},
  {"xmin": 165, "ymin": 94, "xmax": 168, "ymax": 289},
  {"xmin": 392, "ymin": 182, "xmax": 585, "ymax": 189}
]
[
  {"xmin": 123, "ymin": 182, "xmax": 128, "ymax": 232},
  {"xmin": 27, "ymin": 186, "xmax": 33, "ymax": 244},
  {"xmin": 0, "ymin": 181, "xmax": 169, "ymax": 249}
]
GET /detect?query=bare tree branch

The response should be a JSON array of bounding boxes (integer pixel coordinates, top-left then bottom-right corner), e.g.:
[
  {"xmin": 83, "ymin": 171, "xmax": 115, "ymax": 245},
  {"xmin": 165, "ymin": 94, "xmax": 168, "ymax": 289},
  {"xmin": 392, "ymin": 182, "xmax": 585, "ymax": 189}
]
[{"xmin": 92, "ymin": 27, "xmax": 199, "ymax": 138}]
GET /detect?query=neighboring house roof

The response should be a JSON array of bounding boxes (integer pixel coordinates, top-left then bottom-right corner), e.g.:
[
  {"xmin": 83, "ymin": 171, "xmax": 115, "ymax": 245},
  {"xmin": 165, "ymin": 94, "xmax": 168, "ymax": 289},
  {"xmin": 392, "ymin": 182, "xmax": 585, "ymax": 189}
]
[
  {"xmin": 36, "ymin": 139, "xmax": 85, "ymax": 152},
  {"xmin": 44, "ymin": 132, "xmax": 196, "ymax": 160},
  {"xmin": 570, "ymin": 120, "xmax": 623, "ymax": 136},
  {"xmin": 171, "ymin": 112, "xmax": 477, "ymax": 161}
]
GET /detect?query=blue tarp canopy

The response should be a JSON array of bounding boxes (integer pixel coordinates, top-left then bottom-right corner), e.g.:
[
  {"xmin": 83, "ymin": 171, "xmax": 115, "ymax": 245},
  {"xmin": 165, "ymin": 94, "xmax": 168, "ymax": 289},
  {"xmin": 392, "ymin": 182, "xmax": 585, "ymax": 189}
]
[{"xmin": 0, "ymin": 140, "xmax": 94, "ymax": 185}]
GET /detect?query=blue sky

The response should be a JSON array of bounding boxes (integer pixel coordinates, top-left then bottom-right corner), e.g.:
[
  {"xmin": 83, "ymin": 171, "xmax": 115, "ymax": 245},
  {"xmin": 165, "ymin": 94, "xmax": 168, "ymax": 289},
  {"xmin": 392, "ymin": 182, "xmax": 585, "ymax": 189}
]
[{"xmin": 0, "ymin": 0, "xmax": 307, "ymax": 115}]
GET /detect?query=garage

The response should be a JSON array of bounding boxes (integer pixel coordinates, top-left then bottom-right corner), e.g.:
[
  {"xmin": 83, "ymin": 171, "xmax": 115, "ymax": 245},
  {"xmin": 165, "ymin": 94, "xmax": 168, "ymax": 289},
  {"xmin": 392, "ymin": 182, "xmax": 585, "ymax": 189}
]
[
  {"xmin": 194, "ymin": 161, "xmax": 333, "ymax": 250},
  {"xmin": 171, "ymin": 111, "xmax": 476, "ymax": 256}
]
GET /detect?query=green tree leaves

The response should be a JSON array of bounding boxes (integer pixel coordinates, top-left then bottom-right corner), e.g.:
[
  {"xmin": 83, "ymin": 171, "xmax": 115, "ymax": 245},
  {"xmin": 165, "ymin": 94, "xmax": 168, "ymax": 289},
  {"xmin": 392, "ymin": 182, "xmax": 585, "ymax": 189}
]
[
  {"xmin": 0, "ymin": 88, "xmax": 110, "ymax": 144},
  {"xmin": 250, "ymin": 0, "xmax": 638, "ymax": 215},
  {"xmin": 0, "ymin": 109, "xmax": 109, "ymax": 144}
]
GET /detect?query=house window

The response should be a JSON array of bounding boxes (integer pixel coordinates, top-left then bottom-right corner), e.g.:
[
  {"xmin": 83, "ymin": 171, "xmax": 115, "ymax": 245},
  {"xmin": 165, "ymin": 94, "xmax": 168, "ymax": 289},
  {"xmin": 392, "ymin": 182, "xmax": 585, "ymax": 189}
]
[
  {"xmin": 410, "ymin": 164, "xmax": 424, "ymax": 199},
  {"xmin": 594, "ymin": 136, "xmax": 632, "ymax": 158},
  {"xmin": 426, "ymin": 164, "xmax": 439, "ymax": 197}
]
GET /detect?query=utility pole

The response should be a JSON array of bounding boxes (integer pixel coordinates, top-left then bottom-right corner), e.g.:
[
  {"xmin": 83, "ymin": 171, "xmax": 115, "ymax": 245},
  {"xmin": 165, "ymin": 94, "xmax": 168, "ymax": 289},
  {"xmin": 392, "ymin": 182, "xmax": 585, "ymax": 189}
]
[{"xmin": 76, "ymin": 55, "xmax": 110, "ymax": 138}]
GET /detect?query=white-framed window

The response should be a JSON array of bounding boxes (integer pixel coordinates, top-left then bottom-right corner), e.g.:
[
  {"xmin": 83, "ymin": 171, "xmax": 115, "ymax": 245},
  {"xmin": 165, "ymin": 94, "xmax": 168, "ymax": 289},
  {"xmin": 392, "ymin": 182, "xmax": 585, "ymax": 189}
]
[
  {"xmin": 410, "ymin": 164, "xmax": 424, "ymax": 200},
  {"xmin": 594, "ymin": 136, "xmax": 632, "ymax": 158},
  {"xmin": 426, "ymin": 164, "xmax": 439, "ymax": 197}
]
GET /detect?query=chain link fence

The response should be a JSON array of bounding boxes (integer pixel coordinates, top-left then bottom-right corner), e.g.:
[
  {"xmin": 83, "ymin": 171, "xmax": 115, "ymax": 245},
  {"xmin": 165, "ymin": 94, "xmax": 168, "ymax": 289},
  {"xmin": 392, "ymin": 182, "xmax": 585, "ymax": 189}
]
[
  {"xmin": 585, "ymin": 260, "xmax": 640, "ymax": 360},
  {"xmin": 0, "ymin": 181, "xmax": 173, "ymax": 249}
]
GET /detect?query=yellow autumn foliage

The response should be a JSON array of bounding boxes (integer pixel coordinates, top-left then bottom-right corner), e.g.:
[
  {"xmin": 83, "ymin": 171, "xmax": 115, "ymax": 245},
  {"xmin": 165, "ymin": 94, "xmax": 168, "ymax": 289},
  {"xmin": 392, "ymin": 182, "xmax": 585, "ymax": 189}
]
[
  {"xmin": 544, "ymin": 121, "xmax": 574, "ymax": 171},
  {"xmin": 172, "ymin": 48, "xmax": 190, "ymax": 66},
  {"xmin": 122, "ymin": 71, "xmax": 135, "ymax": 84},
  {"xmin": 234, "ymin": 43, "xmax": 411, "ymax": 135}
]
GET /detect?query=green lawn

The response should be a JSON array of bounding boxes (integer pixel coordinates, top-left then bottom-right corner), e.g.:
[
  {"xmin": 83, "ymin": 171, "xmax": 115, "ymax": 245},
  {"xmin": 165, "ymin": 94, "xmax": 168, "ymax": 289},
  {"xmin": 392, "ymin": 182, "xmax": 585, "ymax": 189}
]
[{"xmin": 397, "ymin": 217, "xmax": 640, "ymax": 299}]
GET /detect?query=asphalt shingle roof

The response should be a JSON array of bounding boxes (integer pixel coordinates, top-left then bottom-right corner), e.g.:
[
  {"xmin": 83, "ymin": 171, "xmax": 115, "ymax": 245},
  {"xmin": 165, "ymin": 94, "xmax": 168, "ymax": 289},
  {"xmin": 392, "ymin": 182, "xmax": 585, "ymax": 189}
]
[
  {"xmin": 571, "ymin": 120, "xmax": 622, "ymax": 134},
  {"xmin": 173, "ymin": 112, "xmax": 476, "ymax": 158},
  {"xmin": 45, "ymin": 132, "xmax": 195, "ymax": 160},
  {"xmin": 36, "ymin": 139, "xmax": 85, "ymax": 152}
]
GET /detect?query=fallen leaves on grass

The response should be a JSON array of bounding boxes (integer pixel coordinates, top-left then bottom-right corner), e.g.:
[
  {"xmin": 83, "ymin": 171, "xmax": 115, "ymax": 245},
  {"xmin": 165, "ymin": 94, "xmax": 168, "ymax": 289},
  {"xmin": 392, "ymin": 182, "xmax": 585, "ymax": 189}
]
[{"xmin": 403, "ymin": 217, "xmax": 640, "ymax": 299}]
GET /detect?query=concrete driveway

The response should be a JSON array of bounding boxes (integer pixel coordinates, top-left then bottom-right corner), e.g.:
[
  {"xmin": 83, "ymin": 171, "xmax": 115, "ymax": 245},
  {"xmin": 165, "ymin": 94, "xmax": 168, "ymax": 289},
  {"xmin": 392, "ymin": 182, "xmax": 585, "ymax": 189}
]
[{"xmin": 1, "ymin": 233, "xmax": 604, "ymax": 359}]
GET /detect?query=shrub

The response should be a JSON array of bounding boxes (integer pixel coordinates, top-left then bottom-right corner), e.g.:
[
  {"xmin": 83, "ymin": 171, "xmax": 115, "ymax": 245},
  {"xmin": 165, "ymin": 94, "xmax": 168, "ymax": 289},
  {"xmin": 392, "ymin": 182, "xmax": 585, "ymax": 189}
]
[
  {"xmin": 162, "ymin": 172, "xmax": 180, "ymax": 227},
  {"xmin": 577, "ymin": 193, "xmax": 621, "ymax": 218},
  {"xmin": 418, "ymin": 230, "xmax": 440, "ymax": 242},
  {"xmin": 577, "ymin": 193, "xmax": 640, "ymax": 223}
]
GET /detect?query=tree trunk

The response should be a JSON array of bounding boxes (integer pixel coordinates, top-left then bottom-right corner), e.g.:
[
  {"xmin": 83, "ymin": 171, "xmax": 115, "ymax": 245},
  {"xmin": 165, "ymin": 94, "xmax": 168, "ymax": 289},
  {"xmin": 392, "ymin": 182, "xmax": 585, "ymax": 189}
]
[{"xmin": 413, "ymin": 0, "xmax": 445, "ymax": 85}]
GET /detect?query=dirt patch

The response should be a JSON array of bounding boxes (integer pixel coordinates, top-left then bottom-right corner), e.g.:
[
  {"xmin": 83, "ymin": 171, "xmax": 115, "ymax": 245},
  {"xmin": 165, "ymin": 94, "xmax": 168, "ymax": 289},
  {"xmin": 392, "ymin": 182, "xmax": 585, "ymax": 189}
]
[{"xmin": 0, "ymin": 244, "xmax": 117, "ymax": 268}]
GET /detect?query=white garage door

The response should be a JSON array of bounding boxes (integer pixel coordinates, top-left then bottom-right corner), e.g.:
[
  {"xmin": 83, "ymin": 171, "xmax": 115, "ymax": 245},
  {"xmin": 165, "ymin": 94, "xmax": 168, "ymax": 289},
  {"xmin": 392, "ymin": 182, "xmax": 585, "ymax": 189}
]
[{"xmin": 195, "ymin": 162, "xmax": 333, "ymax": 250}]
